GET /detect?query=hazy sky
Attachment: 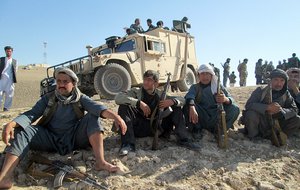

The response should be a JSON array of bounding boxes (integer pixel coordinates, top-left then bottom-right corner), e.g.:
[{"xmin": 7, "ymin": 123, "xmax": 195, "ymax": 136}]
[{"xmin": 1, "ymin": 0, "xmax": 299, "ymax": 85}]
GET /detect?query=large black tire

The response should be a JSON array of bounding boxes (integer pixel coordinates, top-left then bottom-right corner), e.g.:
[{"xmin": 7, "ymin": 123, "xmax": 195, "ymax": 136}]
[
  {"xmin": 177, "ymin": 67, "xmax": 196, "ymax": 91},
  {"xmin": 94, "ymin": 63, "xmax": 131, "ymax": 99}
]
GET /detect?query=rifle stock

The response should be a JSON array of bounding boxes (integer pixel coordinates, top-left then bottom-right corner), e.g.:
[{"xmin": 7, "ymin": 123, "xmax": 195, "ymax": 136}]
[
  {"xmin": 266, "ymin": 83, "xmax": 287, "ymax": 147},
  {"xmin": 152, "ymin": 73, "xmax": 172, "ymax": 150},
  {"xmin": 216, "ymin": 77, "xmax": 228, "ymax": 149},
  {"xmin": 31, "ymin": 154, "xmax": 108, "ymax": 189}
]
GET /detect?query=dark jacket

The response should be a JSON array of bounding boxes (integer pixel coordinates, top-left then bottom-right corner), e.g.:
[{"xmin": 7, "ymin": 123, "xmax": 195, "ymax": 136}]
[
  {"xmin": 245, "ymin": 69, "xmax": 298, "ymax": 120},
  {"xmin": 0, "ymin": 57, "xmax": 17, "ymax": 83}
]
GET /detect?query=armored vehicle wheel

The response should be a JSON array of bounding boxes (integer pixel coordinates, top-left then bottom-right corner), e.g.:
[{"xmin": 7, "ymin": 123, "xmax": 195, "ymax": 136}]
[
  {"xmin": 177, "ymin": 67, "xmax": 196, "ymax": 91},
  {"xmin": 94, "ymin": 63, "xmax": 131, "ymax": 99}
]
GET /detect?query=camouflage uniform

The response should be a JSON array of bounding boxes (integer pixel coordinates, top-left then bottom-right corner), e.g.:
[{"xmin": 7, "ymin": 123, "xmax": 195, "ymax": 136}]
[
  {"xmin": 229, "ymin": 71, "xmax": 236, "ymax": 87},
  {"xmin": 222, "ymin": 58, "xmax": 230, "ymax": 87},
  {"xmin": 266, "ymin": 62, "xmax": 274, "ymax": 73},
  {"xmin": 237, "ymin": 59, "xmax": 248, "ymax": 87},
  {"xmin": 130, "ymin": 18, "xmax": 144, "ymax": 33},
  {"xmin": 255, "ymin": 59, "xmax": 263, "ymax": 85}
]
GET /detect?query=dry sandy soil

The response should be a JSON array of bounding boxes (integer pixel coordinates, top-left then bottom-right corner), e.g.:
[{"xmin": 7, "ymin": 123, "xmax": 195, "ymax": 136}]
[{"xmin": 0, "ymin": 68, "xmax": 299, "ymax": 190}]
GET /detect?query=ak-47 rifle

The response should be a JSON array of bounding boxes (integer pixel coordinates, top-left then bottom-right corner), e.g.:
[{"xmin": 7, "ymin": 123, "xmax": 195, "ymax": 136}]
[
  {"xmin": 216, "ymin": 76, "xmax": 228, "ymax": 149},
  {"xmin": 151, "ymin": 73, "xmax": 172, "ymax": 150},
  {"xmin": 266, "ymin": 83, "xmax": 287, "ymax": 147},
  {"xmin": 30, "ymin": 154, "xmax": 108, "ymax": 189}
]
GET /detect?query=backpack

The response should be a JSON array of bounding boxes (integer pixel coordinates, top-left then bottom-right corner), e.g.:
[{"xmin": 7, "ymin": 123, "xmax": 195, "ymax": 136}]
[{"xmin": 37, "ymin": 91, "xmax": 84, "ymax": 126}]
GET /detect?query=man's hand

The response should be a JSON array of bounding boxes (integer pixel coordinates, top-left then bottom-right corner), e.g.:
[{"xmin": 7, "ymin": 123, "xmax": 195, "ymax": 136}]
[
  {"xmin": 189, "ymin": 106, "xmax": 198, "ymax": 124},
  {"xmin": 113, "ymin": 115, "xmax": 127, "ymax": 135},
  {"xmin": 2, "ymin": 121, "xmax": 17, "ymax": 146},
  {"xmin": 267, "ymin": 102, "xmax": 282, "ymax": 114},
  {"xmin": 215, "ymin": 93, "xmax": 230, "ymax": 104},
  {"xmin": 139, "ymin": 101, "xmax": 151, "ymax": 117},
  {"xmin": 159, "ymin": 99, "xmax": 174, "ymax": 109},
  {"xmin": 100, "ymin": 110, "xmax": 127, "ymax": 135}
]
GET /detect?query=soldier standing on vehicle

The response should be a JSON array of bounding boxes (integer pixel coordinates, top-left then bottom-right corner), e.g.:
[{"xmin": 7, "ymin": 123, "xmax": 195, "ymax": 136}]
[
  {"xmin": 130, "ymin": 18, "xmax": 144, "ymax": 33},
  {"xmin": 255, "ymin": 59, "xmax": 263, "ymax": 85},
  {"xmin": 229, "ymin": 71, "xmax": 237, "ymax": 87},
  {"xmin": 146, "ymin": 19, "xmax": 155, "ymax": 32},
  {"xmin": 222, "ymin": 58, "xmax": 230, "ymax": 87},
  {"xmin": 156, "ymin": 20, "xmax": 169, "ymax": 30},
  {"xmin": 237, "ymin": 59, "xmax": 248, "ymax": 87}
]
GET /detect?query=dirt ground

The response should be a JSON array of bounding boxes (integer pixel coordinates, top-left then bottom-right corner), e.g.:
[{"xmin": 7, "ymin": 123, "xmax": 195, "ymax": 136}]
[{"xmin": 0, "ymin": 68, "xmax": 299, "ymax": 190}]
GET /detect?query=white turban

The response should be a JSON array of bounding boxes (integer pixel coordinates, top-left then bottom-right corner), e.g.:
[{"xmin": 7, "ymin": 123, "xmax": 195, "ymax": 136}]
[
  {"xmin": 197, "ymin": 64, "xmax": 218, "ymax": 94},
  {"xmin": 54, "ymin": 67, "xmax": 79, "ymax": 84},
  {"xmin": 287, "ymin": 67, "xmax": 300, "ymax": 83}
]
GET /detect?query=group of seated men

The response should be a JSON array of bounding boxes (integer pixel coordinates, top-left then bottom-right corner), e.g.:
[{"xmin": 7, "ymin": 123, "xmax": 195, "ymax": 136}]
[{"xmin": 1, "ymin": 64, "xmax": 300, "ymax": 189}]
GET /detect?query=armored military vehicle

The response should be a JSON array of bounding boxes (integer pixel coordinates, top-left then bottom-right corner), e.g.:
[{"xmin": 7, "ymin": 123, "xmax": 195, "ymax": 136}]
[{"xmin": 40, "ymin": 18, "xmax": 199, "ymax": 99}]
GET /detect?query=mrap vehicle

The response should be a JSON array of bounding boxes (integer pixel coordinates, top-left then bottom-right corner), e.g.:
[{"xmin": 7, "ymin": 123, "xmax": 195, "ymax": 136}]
[{"xmin": 40, "ymin": 18, "xmax": 199, "ymax": 99}]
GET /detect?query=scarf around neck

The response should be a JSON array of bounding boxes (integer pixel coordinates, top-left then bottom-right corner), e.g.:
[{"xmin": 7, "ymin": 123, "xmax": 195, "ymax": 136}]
[{"xmin": 55, "ymin": 87, "xmax": 81, "ymax": 105}]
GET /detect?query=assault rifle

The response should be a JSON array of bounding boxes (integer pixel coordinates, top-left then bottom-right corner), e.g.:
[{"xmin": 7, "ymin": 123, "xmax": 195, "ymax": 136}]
[
  {"xmin": 266, "ymin": 83, "xmax": 287, "ymax": 147},
  {"xmin": 30, "ymin": 154, "xmax": 108, "ymax": 189},
  {"xmin": 216, "ymin": 76, "xmax": 228, "ymax": 149},
  {"xmin": 151, "ymin": 73, "xmax": 173, "ymax": 150}
]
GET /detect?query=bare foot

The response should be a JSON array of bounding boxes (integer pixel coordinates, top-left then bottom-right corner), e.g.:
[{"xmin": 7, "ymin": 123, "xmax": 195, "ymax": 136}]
[{"xmin": 95, "ymin": 161, "xmax": 120, "ymax": 172}]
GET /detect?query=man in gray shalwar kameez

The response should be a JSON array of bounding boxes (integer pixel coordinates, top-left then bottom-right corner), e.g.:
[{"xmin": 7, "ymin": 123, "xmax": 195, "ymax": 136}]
[
  {"xmin": 0, "ymin": 68, "xmax": 127, "ymax": 189},
  {"xmin": 242, "ymin": 69, "xmax": 300, "ymax": 139}
]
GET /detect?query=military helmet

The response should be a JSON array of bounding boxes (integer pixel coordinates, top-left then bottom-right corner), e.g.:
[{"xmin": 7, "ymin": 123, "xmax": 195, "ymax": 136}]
[
  {"xmin": 226, "ymin": 58, "xmax": 231, "ymax": 61},
  {"xmin": 292, "ymin": 53, "xmax": 296, "ymax": 57}
]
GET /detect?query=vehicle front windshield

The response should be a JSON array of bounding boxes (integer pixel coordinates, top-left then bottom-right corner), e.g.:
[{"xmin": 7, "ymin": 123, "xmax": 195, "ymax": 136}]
[{"xmin": 115, "ymin": 39, "xmax": 136, "ymax": 53}]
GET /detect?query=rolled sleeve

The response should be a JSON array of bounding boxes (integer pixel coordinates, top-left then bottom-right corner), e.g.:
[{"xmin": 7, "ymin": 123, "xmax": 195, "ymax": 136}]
[{"xmin": 13, "ymin": 115, "xmax": 31, "ymax": 129}]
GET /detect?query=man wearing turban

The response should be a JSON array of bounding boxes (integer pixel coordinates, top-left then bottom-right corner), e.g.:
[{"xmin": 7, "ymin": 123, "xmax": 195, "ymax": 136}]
[{"xmin": 184, "ymin": 64, "xmax": 240, "ymax": 137}]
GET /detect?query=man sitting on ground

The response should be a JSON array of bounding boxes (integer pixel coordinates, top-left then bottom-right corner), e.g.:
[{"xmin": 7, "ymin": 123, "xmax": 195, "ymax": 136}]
[
  {"xmin": 183, "ymin": 64, "xmax": 240, "ymax": 137},
  {"xmin": 287, "ymin": 67, "xmax": 300, "ymax": 114},
  {"xmin": 115, "ymin": 70, "xmax": 199, "ymax": 156},
  {"xmin": 0, "ymin": 68, "xmax": 127, "ymax": 189},
  {"xmin": 241, "ymin": 69, "xmax": 300, "ymax": 141}
]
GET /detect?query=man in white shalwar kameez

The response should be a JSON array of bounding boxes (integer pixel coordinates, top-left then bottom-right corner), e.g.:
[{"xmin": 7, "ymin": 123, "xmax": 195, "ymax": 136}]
[{"xmin": 0, "ymin": 46, "xmax": 18, "ymax": 111}]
